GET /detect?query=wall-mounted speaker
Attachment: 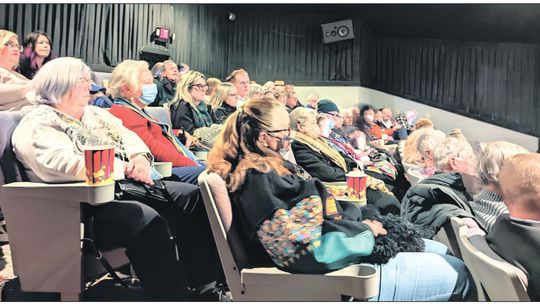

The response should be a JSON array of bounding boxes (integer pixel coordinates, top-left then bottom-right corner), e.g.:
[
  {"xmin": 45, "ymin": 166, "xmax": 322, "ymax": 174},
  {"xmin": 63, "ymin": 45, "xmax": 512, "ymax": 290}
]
[{"xmin": 321, "ymin": 19, "xmax": 354, "ymax": 44}]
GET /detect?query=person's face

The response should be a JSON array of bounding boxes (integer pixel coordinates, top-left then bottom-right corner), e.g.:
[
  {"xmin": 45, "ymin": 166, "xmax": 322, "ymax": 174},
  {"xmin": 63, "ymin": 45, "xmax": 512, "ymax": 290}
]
[
  {"xmin": 259, "ymin": 107, "xmax": 293, "ymax": 153},
  {"xmin": 308, "ymin": 97, "xmax": 319, "ymax": 108},
  {"xmin": 374, "ymin": 111, "xmax": 383, "ymax": 122},
  {"xmin": 1, "ymin": 36, "xmax": 21, "ymax": 68},
  {"xmin": 449, "ymin": 156, "xmax": 476, "ymax": 176},
  {"xmin": 285, "ymin": 84, "xmax": 294, "ymax": 94},
  {"xmin": 325, "ymin": 111, "xmax": 342, "ymax": 128},
  {"xmin": 35, "ymin": 34, "xmax": 51, "ymax": 58},
  {"xmin": 65, "ymin": 70, "xmax": 92, "ymax": 107},
  {"xmin": 363, "ymin": 109, "xmax": 375, "ymax": 124},
  {"xmin": 189, "ymin": 77, "xmax": 208, "ymax": 102},
  {"xmin": 343, "ymin": 112, "xmax": 353, "ymax": 126},
  {"xmin": 162, "ymin": 63, "xmax": 179, "ymax": 82},
  {"xmin": 131, "ymin": 69, "xmax": 154, "ymax": 106},
  {"xmin": 276, "ymin": 95, "xmax": 286, "ymax": 106},
  {"xmin": 286, "ymin": 93, "xmax": 297, "ymax": 108},
  {"xmin": 382, "ymin": 109, "xmax": 392, "ymax": 121},
  {"xmin": 300, "ymin": 114, "xmax": 320, "ymax": 139},
  {"xmin": 225, "ymin": 86, "xmax": 238, "ymax": 107},
  {"xmin": 234, "ymin": 73, "xmax": 250, "ymax": 98}
]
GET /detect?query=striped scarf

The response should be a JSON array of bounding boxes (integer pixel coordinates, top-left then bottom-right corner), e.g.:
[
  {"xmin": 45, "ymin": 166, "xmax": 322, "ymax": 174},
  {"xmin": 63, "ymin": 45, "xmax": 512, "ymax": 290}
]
[
  {"xmin": 114, "ymin": 98, "xmax": 202, "ymax": 166},
  {"xmin": 470, "ymin": 189, "xmax": 508, "ymax": 232}
]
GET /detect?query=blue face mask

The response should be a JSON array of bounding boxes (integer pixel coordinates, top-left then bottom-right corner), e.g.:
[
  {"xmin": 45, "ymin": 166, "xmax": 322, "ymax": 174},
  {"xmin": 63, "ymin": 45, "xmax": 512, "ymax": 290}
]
[
  {"xmin": 139, "ymin": 83, "xmax": 158, "ymax": 105},
  {"xmin": 327, "ymin": 119, "xmax": 336, "ymax": 130}
]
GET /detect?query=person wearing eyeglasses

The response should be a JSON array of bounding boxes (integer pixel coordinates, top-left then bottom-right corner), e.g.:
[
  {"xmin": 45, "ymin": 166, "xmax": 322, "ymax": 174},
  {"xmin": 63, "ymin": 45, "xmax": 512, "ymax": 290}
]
[
  {"xmin": 0, "ymin": 29, "xmax": 32, "ymax": 111},
  {"xmin": 207, "ymin": 98, "xmax": 475, "ymax": 302},
  {"xmin": 210, "ymin": 82, "xmax": 238, "ymax": 124},
  {"xmin": 170, "ymin": 70, "xmax": 215, "ymax": 135},
  {"xmin": 150, "ymin": 60, "xmax": 179, "ymax": 107},
  {"xmin": 18, "ymin": 31, "xmax": 56, "ymax": 80}
]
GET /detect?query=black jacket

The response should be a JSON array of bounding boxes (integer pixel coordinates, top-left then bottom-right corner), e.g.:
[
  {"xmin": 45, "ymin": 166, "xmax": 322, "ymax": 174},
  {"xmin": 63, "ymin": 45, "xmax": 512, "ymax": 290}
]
[
  {"xmin": 170, "ymin": 99, "xmax": 214, "ymax": 134},
  {"xmin": 151, "ymin": 77, "xmax": 176, "ymax": 107},
  {"xmin": 213, "ymin": 104, "xmax": 236, "ymax": 124},
  {"xmin": 400, "ymin": 172, "xmax": 475, "ymax": 238},
  {"xmin": 487, "ymin": 214, "xmax": 540, "ymax": 300}
]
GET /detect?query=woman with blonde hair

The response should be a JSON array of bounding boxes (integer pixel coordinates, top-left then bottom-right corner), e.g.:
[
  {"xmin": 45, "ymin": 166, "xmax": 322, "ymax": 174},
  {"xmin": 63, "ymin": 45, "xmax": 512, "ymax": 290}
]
[
  {"xmin": 204, "ymin": 77, "xmax": 221, "ymax": 104},
  {"xmin": 210, "ymin": 82, "xmax": 238, "ymax": 124},
  {"xmin": 0, "ymin": 29, "xmax": 32, "ymax": 110},
  {"xmin": 247, "ymin": 83, "xmax": 264, "ymax": 101},
  {"xmin": 471, "ymin": 141, "xmax": 529, "ymax": 231},
  {"xmin": 208, "ymin": 98, "xmax": 474, "ymax": 301},
  {"xmin": 170, "ymin": 70, "xmax": 214, "ymax": 134}
]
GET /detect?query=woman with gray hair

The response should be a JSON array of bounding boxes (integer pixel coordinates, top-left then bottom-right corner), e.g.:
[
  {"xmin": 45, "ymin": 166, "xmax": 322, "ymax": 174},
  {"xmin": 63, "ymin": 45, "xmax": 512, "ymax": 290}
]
[
  {"xmin": 247, "ymin": 83, "xmax": 264, "ymax": 101},
  {"xmin": 12, "ymin": 57, "xmax": 225, "ymax": 300},
  {"xmin": 471, "ymin": 141, "xmax": 529, "ymax": 231}
]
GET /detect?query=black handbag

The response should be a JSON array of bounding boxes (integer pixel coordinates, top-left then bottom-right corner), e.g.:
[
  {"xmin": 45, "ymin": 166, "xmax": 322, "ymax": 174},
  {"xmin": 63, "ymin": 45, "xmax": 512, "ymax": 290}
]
[{"xmin": 114, "ymin": 179, "xmax": 171, "ymax": 206}]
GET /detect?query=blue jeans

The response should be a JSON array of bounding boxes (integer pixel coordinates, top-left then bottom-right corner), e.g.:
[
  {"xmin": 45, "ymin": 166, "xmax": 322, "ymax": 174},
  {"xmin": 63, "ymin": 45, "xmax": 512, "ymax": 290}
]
[
  {"xmin": 171, "ymin": 165, "xmax": 206, "ymax": 185},
  {"xmin": 369, "ymin": 239, "xmax": 475, "ymax": 301}
]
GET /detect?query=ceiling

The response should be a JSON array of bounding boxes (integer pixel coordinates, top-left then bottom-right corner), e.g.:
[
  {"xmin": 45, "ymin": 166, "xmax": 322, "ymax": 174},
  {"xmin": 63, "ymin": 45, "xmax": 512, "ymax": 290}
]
[{"xmin": 223, "ymin": 4, "xmax": 540, "ymax": 44}]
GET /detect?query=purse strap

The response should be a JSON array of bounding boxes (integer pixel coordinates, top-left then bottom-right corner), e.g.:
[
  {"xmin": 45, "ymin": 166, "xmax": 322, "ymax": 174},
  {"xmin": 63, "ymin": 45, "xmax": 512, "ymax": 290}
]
[{"xmin": 82, "ymin": 215, "xmax": 132, "ymax": 289}]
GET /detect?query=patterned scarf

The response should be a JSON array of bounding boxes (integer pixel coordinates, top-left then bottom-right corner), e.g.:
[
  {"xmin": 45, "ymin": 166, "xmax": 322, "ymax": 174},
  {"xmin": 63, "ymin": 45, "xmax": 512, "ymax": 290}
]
[
  {"xmin": 114, "ymin": 98, "xmax": 202, "ymax": 166},
  {"xmin": 294, "ymin": 132, "xmax": 348, "ymax": 172},
  {"xmin": 191, "ymin": 101, "xmax": 213, "ymax": 129}
]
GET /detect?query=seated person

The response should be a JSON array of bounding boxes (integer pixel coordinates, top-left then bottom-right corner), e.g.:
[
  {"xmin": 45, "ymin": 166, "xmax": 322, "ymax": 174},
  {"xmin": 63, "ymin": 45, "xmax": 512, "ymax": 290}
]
[
  {"xmin": 401, "ymin": 136, "xmax": 478, "ymax": 238},
  {"xmin": 0, "ymin": 29, "xmax": 32, "ymax": 111},
  {"xmin": 204, "ymin": 77, "xmax": 221, "ymax": 104},
  {"xmin": 170, "ymin": 70, "xmax": 214, "ymax": 135},
  {"xmin": 316, "ymin": 99, "xmax": 350, "ymax": 145},
  {"xmin": 107, "ymin": 60, "xmax": 205, "ymax": 185},
  {"xmin": 89, "ymin": 82, "xmax": 112, "ymax": 108},
  {"xmin": 407, "ymin": 129, "xmax": 447, "ymax": 178},
  {"xmin": 472, "ymin": 141, "xmax": 528, "ymax": 232},
  {"xmin": 247, "ymin": 83, "xmax": 264, "ymax": 102},
  {"xmin": 402, "ymin": 126, "xmax": 435, "ymax": 165},
  {"xmin": 487, "ymin": 153, "xmax": 540, "ymax": 301},
  {"xmin": 207, "ymin": 98, "xmax": 474, "ymax": 301},
  {"xmin": 12, "ymin": 57, "xmax": 224, "ymax": 300},
  {"xmin": 151, "ymin": 59, "xmax": 179, "ymax": 106},
  {"xmin": 379, "ymin": 107, "xmax": 407, "ymax": 140},
  {"xmin": 210, "ymin": 82, "xmax": 238, "ymax": 124},
  {"xmin": 290, "ymin": 107, "xmax": 400, "ymax": 215},
  {"xmin": 357, "ymin": 106, "xmax": 397, "ymax": 144}
]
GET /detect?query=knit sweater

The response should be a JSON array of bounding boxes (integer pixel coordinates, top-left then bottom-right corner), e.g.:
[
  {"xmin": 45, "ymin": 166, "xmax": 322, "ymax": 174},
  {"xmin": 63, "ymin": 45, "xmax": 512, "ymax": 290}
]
[{"xmin": 470, "ymin": 189, "xmax": 508, "ymax": 232}]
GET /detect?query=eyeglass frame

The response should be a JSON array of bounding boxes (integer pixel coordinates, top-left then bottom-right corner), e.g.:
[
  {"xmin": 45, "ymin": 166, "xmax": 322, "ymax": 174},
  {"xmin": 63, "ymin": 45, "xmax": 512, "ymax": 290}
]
[
  {"xmin": 189, "ymin": 83, "xmax": 209, "ymax": 91},
  {"xmin": 4, "ymin": 41, "xmax": 23, "ymax": 52},
  {"xmin": 264, "ymin": 128, "xmax": 295, "ymax": 143}
]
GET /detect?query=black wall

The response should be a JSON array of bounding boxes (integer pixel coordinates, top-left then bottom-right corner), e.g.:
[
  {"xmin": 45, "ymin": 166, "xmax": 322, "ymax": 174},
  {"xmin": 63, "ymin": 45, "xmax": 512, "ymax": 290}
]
[{"xmin": 1, "ymin": 4, "xmax": 539, "ymax": 136}]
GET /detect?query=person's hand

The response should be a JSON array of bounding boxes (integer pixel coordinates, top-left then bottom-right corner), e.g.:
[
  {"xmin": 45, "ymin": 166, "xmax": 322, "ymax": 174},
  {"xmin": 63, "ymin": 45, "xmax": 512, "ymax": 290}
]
[
  {"xmin": 125, "ymin": 154, "xmax": 154, "ymax": 185},
  {"xmin": 393, "ymin": 123, "xmax": 403, "ymax": 130},
  {"xmin": 362, "ymin": 219, "xmax": 388, "ymax": 237},
  {"xmin": 184, "ymin": 131, "xmax": 194, "ymax": 149}
]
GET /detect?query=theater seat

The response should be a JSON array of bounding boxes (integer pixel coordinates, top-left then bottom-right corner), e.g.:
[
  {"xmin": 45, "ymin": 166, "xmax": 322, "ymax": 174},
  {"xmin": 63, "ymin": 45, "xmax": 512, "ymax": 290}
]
[
  {"xmin": 197, "ymin": 170, "xmax": 380, "ymax": 301},
  {"xmin": 0, "ymin": 111, "xmax": 128, "ymax": 301}
]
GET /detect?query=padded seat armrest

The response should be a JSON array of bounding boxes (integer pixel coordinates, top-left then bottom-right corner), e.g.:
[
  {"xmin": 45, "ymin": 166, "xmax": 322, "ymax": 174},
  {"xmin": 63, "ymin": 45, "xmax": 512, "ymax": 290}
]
[{"xmin": 2, "ymin": 182, "xmax": 114, "ymax": 205}]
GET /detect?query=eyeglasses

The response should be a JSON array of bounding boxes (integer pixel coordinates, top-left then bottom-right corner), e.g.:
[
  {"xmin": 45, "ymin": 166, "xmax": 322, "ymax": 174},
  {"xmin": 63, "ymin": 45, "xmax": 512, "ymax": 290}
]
[
  {"xmin": 265, "ymin": 128, "xmax": 295, "ymax": 142},
  {"xmin": 4, "ymin": 41, "xmax": 23, "ymax": 52},
  {"xmin": 327, "ymin": 112, "xmax": 343, "ymax": 119},
  {"xmin": 229, "ymin": 93, "xmax": 238, "ymax": 97},
  {"xmin": 190, "ymin": 83, "xmax": 208, "ymax": 90}
]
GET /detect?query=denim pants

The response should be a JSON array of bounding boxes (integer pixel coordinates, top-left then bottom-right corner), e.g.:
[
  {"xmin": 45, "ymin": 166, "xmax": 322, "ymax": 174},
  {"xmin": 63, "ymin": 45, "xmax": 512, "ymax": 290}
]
[
  {"xmin": 369, "ymin": 239, "xmax": 475, "ymax": 301},
  {"xmin": 171, "ymin": 165, "xmax": 206, "ymax": 185}
]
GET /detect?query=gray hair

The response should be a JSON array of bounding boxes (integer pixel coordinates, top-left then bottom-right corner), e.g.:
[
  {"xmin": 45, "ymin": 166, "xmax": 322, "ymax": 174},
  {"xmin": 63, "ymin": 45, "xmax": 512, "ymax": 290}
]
[
  {"xmin": 476, "ymin": 141, "xmax": 529, "ymax": 185},
  {"xmin": 248, "ymin": 83, "xmax": 264, "ymax": 99},
  {"xmin": 31, "ymin": 57, "xmax": 90, "ymax": 106},
  {"xmin": 289, "ymin": 107, "xmax": 316, "ymax": 131},
  {"xmin": 416, "ymin": 129, "xmax": 446, "ymax": 160},
  {"xmin": 433, "ymin": 136, "xmax": 476, "ymax": 171}
]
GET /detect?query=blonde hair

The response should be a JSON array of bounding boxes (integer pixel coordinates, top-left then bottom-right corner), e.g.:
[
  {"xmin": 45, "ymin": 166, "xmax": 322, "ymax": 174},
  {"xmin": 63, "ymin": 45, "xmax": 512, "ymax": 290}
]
[
  {"xmin": 172, "ymin": 70, "xmax": 205, "ymax": 108},
  {"xmin": 210, "ymin": 82, "xmax": 234, "ymax": 109},
  {"xmin": 206, "ymin": 77, "xmax": 222, "ymax": 95},
  {"xmin": 226, "ymin": 68, "xmax": 248, "ymax": 83},
  {"xmin": 476, "ymin": 141, "xmax": 529, "ymax": 185},
  {"xmin": 248, "ymin": 83, "xmax": 264, "ymax": 100},
  {"xmin": 0, "ymin": 30, "xmax": 17, "ymax": 54},
  {"xmin": 403, "ymin": 127, "xmax": 435, "ymax": 165},
  {"xmin": 499, "ymin": 153, "xmax": 540, "ymax": 216},
  {"xmin": 414, "ymin": 117, "xmax": 434, "ymax": 130},
  {"xmin": 207, "ymin": 97, "xmax": 290, "ymax": 191},
  {"xmin": 433, "ymin": 136, "xmax": 476, "ymax": 172},
  {"xmin": 108, "ymin": 60, "xmax": 149, "ymax": 99}
]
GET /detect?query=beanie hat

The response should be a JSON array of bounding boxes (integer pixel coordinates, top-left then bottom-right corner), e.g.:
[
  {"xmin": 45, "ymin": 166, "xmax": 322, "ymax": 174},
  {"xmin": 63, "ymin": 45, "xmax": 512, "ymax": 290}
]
[{"xmin": 317, "ymin": 99, "xmax": 339, "ymax": 113}]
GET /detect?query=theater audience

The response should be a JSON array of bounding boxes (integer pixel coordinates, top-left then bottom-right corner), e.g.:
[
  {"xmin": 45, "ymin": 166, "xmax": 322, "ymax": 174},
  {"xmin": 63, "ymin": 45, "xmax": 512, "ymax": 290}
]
[
  {"xmin": 18, "ymin": 31, "xmax": 55, "ymax": 80},
  {"xmin": 487, "ymin": 153, "xmax": 540, "ymax": 301},
  {"xmin": 401, "ymin": 136, "xmax": 477, "ymax": 238},
  {"xmin": 152, "ymin": 59, "xmax": 178, "ymax": 106},
  {"xmin": 413, "ymin": 129, "xmax": 447, "ymax": 177},
  {"xmin": 380, "ymin": 107, "xmax": 407, "ymax": 140},
  {"xmin": 402, "ymin": 127, "xmax": 435, "ymax": 166},
  {"xmin": 205, "ymin": 77, "xmax": 222, "ymax": 104},
  {"xmin": 107, "ymin": 60, "xmax": 205, "ymax": 185},
  {"xmin": 210, "ymin": 82, "xmax": 238, "ymax": 124},
  {"xmin": 316, "ymin": 99, "xmax": 349, "ymax": 145},
  {"xmin": 262, "ymin": 80, "xmax": 275, "ymax": 96},
  {"xmin": 0, "ymin": 29, "xmax": 32, "ymax": 111},
  {"xmin": 12, "ymin": 57, "xmax": 224, "ymax": 300},
  {"xmin": 207, "ymin": 98, "xmax": 474, "ymax": 301},
  {"xmin": 227, "ymin": 68, "xmax": 250, "ymax": 106},
  {"xmin": 472, "ymin": 141, "xmax": 528, "ymax": 232},
  {"xmin": 357, "ymin": 105, "xmax": 394, "ymax": 142},
  {"xmin": 170, "ymin": 70, "xmax": 214, "ymax": 134},
  {"xmin": 290, "ymin": 107, "xmax": 400, "ymax": 214}
]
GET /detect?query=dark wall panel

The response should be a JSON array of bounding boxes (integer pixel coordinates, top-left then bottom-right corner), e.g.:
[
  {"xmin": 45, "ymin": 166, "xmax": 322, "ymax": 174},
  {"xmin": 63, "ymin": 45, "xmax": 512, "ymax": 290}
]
[
  {"xmin": 366, "ymin": 38, "xmax": 540, "ymax": 135},
  {"xmin": 224, "ymin": 13, "xmax": 372, "ymax": 85}
]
